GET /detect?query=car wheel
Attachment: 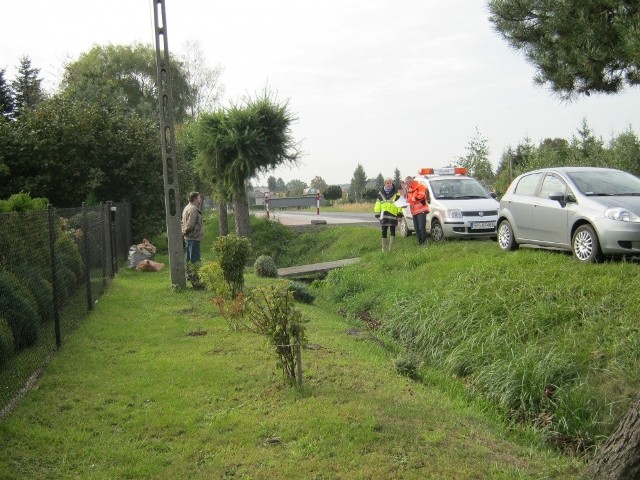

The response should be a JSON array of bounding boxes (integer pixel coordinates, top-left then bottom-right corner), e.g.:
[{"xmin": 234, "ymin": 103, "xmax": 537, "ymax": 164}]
[
  {"xmin": 572, "ymin": 224, "xmax": 603, "ymax": 263},
  {"xmin": 400, "ymin": 218, "xmax": 412, "ymax": 237},
  {"xmin": 431, "ymin": 220, "xmax": 445, "ymax": 242},
  {"xmin": 497, "ymin": 220, "xmax": 519, "ymax": 251}
]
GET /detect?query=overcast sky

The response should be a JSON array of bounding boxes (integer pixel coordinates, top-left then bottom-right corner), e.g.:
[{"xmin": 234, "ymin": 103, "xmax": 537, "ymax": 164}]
[{"xmin": 3, "ymin": 0, "xmax": 640, "ymax": 186}]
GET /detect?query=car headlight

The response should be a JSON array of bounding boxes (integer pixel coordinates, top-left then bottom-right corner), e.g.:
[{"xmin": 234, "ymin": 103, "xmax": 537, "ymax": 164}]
[
  {"xmin": 605, "ymin": 207, "xmax": 640, "ymax": 223},
  {"xmin": 447, "ymin": 209, "xmax": 462, "ymax": 219}
]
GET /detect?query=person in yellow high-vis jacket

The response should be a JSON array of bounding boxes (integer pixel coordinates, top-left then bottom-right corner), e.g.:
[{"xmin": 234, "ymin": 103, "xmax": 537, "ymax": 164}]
[{"xmin": 374, "ymin": 178, "xmax": 403, "ymax": 252}]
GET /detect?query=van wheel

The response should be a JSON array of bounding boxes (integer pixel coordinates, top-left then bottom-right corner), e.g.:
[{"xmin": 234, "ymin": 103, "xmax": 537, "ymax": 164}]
[
  {"xmin": 400, "ymin": 218, "xmax": 412, "ymax": 237},
  {"xmin": 431, "ymin": 220, "xmax": 445, "ymax": 242}
]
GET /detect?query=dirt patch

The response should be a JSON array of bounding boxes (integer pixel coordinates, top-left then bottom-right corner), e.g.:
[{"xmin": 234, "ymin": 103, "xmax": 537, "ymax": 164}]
[{"xmin": 186, "ymin": 328, "xmax": 207, "ymax": 337}]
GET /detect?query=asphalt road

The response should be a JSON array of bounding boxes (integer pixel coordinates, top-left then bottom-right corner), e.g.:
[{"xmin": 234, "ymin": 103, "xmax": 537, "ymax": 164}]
[{"xmin": 253, "ymin": 210, "xmax": 377, "ymax": 226}]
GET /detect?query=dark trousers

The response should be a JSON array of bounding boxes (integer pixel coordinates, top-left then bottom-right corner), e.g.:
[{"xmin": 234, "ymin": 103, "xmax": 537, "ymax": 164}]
[
  {"xmin": 412, "ymin": 213, "xmax": 427, "ymax": 245},
  {"xmin": 381, "ymin": 225, "xmax": 396, "ymax": 238}
]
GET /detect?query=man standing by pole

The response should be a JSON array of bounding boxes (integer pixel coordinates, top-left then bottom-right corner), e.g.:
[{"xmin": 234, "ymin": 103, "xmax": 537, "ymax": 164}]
[{"xmin": 181, "ymin": 191, "xmax": 204, "ymax": 288}]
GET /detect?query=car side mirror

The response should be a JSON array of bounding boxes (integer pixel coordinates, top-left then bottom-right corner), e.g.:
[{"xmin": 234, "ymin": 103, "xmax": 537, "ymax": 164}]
[
  {"xmin": 548, "ymin": 191, "xmax": 575, "ymax": 206},
  {"xmin": 490, "ymin": 192, "xmax": 497, "ymax": 199},
  {"xmin": 548, "ymin": 192, "xmax": 565, "ymax": 202}
]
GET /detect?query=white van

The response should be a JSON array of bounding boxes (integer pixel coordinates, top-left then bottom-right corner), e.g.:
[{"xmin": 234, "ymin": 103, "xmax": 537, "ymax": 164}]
[{"xmin": 400, "ymin": 167, "xmax": 499, "ymax": 241}]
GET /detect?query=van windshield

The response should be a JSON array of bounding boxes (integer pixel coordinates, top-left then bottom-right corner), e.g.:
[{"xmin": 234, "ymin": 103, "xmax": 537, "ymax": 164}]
[{"xmin": 430, "ymin": 178, "xmax": 491, "ymax": 200}]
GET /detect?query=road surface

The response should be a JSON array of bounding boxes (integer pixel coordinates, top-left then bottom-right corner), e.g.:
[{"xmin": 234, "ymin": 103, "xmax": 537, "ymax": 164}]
[{"xmin": 253, "ymin": 210, "xmax": 377, "ymax": 226}]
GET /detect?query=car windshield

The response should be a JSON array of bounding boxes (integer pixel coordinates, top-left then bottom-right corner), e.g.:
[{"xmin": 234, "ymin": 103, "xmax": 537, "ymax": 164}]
[
  {"xmin": 430, "ymin": 178, "xmax": 491, "ymax": 199},
  {"xmin": 567, "ymin": 170, "xmax": 640, "ymax": 196}
]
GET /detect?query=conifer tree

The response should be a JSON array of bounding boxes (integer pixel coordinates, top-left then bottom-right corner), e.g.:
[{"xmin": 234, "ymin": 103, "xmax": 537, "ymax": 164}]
[
  {"xmin": 0, "ymin": 69, "xmax": 14, "ymax": 120},
  {"xmin": 11, "ymin": 56, "xmax": 44, "ymax": 117}
]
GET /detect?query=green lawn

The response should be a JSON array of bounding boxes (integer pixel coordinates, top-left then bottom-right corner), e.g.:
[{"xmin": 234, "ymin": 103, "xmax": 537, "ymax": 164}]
[{"xmin": 0, "ymin": 263, "xmax": 584, "ymax": 479}]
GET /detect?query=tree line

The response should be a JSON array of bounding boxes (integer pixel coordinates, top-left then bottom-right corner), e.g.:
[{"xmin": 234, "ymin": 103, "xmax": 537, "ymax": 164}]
[{"xmin": 0, "ymin": 43, "xmax": 222, "ymax": 236}]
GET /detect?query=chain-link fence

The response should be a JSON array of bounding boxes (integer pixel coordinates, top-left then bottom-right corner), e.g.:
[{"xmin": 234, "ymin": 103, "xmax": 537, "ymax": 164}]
[{"xmin": 0, "ymin": 202, "xmax": 131, "ymax": 415}]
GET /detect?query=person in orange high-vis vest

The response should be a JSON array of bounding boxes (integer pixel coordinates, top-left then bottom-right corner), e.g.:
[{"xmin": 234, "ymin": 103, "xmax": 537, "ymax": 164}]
[{"xmin": 405, "ymin": 176, "xmax": 429, "ymax": 245}]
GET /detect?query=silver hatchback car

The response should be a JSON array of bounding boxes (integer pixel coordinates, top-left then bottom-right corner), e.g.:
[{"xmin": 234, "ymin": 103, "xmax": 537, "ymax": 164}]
[{"xmin": 497, "ymin": 167, "xmax": 640, "ymax": 262}]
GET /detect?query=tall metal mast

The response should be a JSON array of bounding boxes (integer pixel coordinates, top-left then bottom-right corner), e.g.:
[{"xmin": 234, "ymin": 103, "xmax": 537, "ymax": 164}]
[{"xmin": 153, "ymin": 0, "xmax": 185, "ymax": 288}]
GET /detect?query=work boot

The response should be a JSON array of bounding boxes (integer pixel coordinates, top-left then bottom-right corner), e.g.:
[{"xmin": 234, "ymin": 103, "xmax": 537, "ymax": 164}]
[
  {"xmin": 389, "ymin": 236, "xmax": 395, "ymax": 252},
  {"xmin": 382, "ymin": 237, "xmax": 389, "ymax": 252}
]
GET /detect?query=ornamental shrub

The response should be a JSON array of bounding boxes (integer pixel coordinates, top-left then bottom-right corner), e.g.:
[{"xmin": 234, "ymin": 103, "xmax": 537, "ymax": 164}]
[
  {"xmin": 0, "ymin": 318, "xmax": 14, "ymax": 367},
  {"xmin": 56, "ymin": 235, "xmax": 84, "ymax": 280},
  {"xmin": 199, "ymin": 261, "xmax": 231, "ymax": 298},
  {"xmin": 11, "ymin": 265, "xmax": 54, "ymax": 324},
  {"xmin": 254, "ymin": 255, "xmax": 278, "ymax": 278},
  {"xmin": 0, "ymin": 271, "xmax": 39, "ymax": 350},
  {"xmin": 288, "ymin": 281, "xmax": 315, "ymax": 304},
  {"xmin": 212, "ymin": 234, "xmax": 252, "ymax": 297}
]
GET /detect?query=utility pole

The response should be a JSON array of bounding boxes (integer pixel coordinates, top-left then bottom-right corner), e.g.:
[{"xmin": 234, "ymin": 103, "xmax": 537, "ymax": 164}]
[{"xmin": 153, "ymin": 0, "xmax": 185, "ymax": 288}]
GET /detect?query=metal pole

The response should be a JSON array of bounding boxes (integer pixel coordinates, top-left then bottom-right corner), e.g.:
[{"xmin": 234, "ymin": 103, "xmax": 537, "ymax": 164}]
[
  {"xmin": 110, "ymin": 204, "xmax": 118, "ymax": 275},
  {"xmin": 101, "ymin": 203, "xmax": 108, "ymax": 286},
  {"xmin": 82, "ymin": 203, "xmax": 93, "ymax": 311},
  {"xmin": 316, "ymin": 192, "xmax": 320, "ymax": 215},
  {"xmin": 153, "ymin": 0, "xmax": 186, "ymax": 288},
  {"xmin": 265, "ymin": 192, "xmax": 270, "ymax": 219},
  {"xmin": 107, "ymin": 201, "xmax": 116, "ymax": 277},
  {"xmin": 295, "ymin": 328, "xmax": 303, "ymax": 386},
  {"xmin": 47, "ymin": 205, "xmax": 62, "ymax": 348}
]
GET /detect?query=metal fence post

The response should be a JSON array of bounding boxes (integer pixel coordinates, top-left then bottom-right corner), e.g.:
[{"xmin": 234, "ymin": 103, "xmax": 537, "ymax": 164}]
[
  {"xmin": 122, "ymin": 202, "xmax": 129, "ymax": 262},
  {"xmin": 82, "ymin": 203, "xmax": 93, "ymax": 311},
  {"xmin": 109, "ymin": 202, "xmax": 118, "ymax": 275},
  {"xmin": 101, "ymin": 203, "xmax": 108, "ymax": 286},
  {"xmin": 47, "ymin": 205, "xmax": 62, "ymax": 348},
  {"xmin": 295, "ymin": 328, "xmax": 303, "ymax": 386}
]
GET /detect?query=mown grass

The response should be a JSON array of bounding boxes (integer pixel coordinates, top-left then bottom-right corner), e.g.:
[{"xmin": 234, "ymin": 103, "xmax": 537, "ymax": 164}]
[
  {"xmin": 155, "ymin": 212, "xmax": 640, "ymax": 455},
  {"xmin": 0, "ymin": 260, "xmax": 584, "ymax": 479}
]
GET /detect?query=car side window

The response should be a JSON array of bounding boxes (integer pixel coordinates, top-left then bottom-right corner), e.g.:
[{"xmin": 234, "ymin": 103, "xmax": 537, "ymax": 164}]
[
  {"xmin": 513, "ymin": 173, "xmax": 542, "ymax": 196},
  {"xmin": 539, "ymin": 174, "xmax": 567, "ymax": 199}
]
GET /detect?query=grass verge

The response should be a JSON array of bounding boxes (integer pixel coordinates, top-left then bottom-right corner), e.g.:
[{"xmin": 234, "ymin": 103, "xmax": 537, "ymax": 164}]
[{"xmin": 0, "ymin": 263, "xmax": 584, "ymax": 479}]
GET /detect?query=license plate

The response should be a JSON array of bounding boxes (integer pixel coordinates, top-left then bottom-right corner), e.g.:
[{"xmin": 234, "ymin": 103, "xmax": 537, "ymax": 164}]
[{"xmin": 470, "ymin": 221, "xmax": 496, "ymax": 230}]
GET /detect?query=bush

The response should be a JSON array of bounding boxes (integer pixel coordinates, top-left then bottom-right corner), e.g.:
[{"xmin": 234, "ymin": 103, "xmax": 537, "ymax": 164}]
[
  {"xmin": 323, "ymin": 185, "xmax": 343, "ymax": 201},
  {"xmin": 0, "ymin": 271, "xmax": 39, "ymax": 350},
  {"xmin": 245, "ymin": 284, "xmax": 308, "ymax": 384},
  {"xmin": 199, "ymin": 261, "xmax": 231, "ymax": 298},
  {"xmin": 147, "ymin": 231, "xmax": 168, "ymax": 255},
  {"xmin": 54, "ymin": 264, "xmax": 78, "ymax": 306},
  {"xmin": 56, "ymin": 236, "xmax": 84, "ymax": 280},
  {"xmin": 11, "ymin": 265, "xmax": 54, "ymax": 324},
  {"xmin": 68, "ymin": 210, "xmax": 105, "ymax": 269},
  {"xmin": 0, "ymin": 192, "xmax": 49, "ymax": 212},
  {"xmin": 254, "ymin": 255, "xmax": 278, "ymax": 278},
  {"xmin": 249, "ymin": 216, "xmax": 295, "ymax": 263},
  {"xmin": 288, "ymin": 281, "xmax": 315, "ymax": 304},
  {"xmin": 0, "ymin": 318, "xmax": 14, "ymax": 367},
  {"xmin": 213, "ymin": 235, "xmax": 252, "ymax": 297}
]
